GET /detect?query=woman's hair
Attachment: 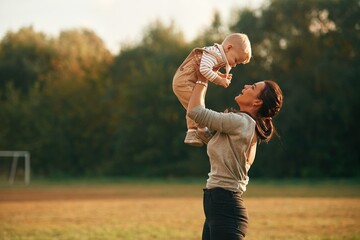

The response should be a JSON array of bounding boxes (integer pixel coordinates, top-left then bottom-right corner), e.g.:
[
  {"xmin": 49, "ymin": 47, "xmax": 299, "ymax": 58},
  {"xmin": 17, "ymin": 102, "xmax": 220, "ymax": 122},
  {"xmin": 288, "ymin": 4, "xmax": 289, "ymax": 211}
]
[
  {"xmin": 256, "ymin": 80, "xmax": 283, "ymax": 143},
  {"xmin": 225, "ymin": 80, "xmax": 283, "ymax": 143}
]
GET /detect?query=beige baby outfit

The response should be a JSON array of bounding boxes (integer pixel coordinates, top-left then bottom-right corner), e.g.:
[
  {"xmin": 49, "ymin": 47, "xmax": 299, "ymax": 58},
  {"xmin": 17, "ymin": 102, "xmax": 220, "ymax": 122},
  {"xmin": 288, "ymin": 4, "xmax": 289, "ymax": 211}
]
[{"xmin": 172, "ymin": 43, "xmax": 230, "ymax": 130}]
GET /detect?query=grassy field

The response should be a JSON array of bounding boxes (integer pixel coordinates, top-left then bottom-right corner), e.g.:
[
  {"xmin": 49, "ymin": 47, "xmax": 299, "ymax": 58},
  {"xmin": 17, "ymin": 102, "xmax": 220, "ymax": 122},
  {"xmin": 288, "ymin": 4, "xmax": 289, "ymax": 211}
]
[{"xmin": 0, "ymin": 179, "xmax": 359, "ymax": 240}]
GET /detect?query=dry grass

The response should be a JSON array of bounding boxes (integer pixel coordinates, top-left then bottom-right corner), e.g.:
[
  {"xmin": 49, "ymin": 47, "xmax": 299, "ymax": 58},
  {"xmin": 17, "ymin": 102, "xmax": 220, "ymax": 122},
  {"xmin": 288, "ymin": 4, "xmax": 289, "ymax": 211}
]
[{"xmin": 0, "ymin": 180, "xmax": 359, "ymax": 240}]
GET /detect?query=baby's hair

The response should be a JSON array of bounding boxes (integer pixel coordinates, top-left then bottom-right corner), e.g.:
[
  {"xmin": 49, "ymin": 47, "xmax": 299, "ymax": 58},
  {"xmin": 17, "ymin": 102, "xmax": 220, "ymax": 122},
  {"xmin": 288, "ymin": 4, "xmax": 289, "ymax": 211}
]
[{"xmin": 222, "ymin": 33, "xmax": 252, "ymax": 64}]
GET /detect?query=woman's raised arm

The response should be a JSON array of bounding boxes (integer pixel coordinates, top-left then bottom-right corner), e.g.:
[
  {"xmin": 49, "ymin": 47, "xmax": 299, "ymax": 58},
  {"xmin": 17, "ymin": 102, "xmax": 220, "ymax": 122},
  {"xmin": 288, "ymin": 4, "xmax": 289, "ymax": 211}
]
[{"xmin": 187, "ymin": 69, "xmax": 209, "ymax": 112}]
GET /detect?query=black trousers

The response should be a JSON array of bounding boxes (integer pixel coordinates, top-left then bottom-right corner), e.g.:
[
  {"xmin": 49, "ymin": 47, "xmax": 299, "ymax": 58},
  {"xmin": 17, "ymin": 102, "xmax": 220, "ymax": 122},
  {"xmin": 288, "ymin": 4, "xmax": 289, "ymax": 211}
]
[{"xmin": 202, "ymin": 188, "xmax": 248, "ymax": 240}]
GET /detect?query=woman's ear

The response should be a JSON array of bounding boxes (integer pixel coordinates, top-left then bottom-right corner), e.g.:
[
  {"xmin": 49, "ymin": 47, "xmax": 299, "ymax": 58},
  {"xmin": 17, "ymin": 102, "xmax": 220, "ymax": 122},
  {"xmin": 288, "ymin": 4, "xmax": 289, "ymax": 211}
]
[{"xmin": 253, "ymin": 99, "xmax": 263, "ymax": 107}]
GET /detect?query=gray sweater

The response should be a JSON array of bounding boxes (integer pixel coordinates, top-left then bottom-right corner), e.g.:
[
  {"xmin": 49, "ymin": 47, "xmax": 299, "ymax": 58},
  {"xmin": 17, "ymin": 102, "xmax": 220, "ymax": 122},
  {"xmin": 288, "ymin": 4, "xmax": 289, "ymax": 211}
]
[{"xmin": 189, "ymin": 106, "xmax": 258, "ymax": 193}]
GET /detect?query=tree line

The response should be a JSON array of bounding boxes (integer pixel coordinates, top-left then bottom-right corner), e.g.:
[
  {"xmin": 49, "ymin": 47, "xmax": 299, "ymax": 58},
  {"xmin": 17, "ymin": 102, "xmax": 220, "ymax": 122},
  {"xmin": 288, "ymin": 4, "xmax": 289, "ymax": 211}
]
[{"xmin": 0, "ymin": 0, "xmax": 358, "ymax": 178}]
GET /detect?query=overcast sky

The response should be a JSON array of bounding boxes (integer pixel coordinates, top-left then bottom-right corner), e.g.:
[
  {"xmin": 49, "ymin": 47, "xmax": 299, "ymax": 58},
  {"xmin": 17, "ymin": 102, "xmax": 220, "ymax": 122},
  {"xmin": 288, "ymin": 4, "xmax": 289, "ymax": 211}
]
[{"xmin": 0, "ymin": 0, "xmax": 265, "ymax": 53}]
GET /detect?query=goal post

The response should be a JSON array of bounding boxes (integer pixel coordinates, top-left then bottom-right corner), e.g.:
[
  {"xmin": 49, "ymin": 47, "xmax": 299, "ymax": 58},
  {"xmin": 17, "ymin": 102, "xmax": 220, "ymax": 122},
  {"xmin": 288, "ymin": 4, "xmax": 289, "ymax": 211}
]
[{"xmin": 0, "ymin": 151, "xmax": 30, "ymax": 184}]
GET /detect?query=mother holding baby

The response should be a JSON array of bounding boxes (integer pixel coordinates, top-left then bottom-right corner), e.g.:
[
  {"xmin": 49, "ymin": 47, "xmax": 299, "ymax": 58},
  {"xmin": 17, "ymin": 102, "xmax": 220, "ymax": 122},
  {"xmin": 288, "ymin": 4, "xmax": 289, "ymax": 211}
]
[{"xmin": 187, "ymin": 72, "xmax": 283, "ymax": 239}]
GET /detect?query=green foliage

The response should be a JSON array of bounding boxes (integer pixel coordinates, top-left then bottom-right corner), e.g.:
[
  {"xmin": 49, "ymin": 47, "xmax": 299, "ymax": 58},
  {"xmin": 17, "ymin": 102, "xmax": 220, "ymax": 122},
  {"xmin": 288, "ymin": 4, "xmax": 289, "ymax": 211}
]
[
  {"xmin": 0, "ymin": 0, "xmax": 358, "ymax": 178},
  {"xmin": 109, "ymin": 23, "xmax": 207, "ymax": 177},
  {"xmin": 235, "ymin": 0, "xmax": 360, "ymax": 178},
  {"xmin": 0, "ymin": 26, "xmax": 55, "ymax": 93}
]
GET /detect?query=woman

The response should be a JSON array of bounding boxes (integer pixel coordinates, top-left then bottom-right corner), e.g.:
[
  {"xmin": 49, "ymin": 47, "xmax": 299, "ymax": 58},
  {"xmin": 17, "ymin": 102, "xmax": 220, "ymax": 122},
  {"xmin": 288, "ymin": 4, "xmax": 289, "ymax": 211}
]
[{"xmin": 187, "ymin": 77, "xmax": 283, "ymax": 240}]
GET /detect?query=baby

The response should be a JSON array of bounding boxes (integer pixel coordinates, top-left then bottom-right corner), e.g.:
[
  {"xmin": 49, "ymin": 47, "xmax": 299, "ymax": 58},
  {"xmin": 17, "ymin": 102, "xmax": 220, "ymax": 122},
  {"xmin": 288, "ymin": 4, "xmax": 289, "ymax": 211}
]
[{"xmin": 172, "ymin": 33, "xmax": 252, "ymax": 147}]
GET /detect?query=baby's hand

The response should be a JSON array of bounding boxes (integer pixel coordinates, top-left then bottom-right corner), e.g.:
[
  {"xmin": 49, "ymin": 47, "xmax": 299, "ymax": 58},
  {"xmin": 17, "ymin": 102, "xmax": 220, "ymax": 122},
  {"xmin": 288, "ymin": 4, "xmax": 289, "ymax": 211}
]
[
  {"xmin": 218, "ymin": 72, "xmax": 232, "ymax": 81},
  {"xmin": 214, "ymin": 77, "xmax": 231, "ymax": 88}
]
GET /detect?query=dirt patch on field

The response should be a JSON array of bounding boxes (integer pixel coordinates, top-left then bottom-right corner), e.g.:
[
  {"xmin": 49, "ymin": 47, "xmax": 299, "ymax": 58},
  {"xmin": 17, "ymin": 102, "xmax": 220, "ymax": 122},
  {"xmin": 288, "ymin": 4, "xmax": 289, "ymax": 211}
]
[{"xmin": 0, "ymin": 184, "xmax": 203, "ymax": 202}]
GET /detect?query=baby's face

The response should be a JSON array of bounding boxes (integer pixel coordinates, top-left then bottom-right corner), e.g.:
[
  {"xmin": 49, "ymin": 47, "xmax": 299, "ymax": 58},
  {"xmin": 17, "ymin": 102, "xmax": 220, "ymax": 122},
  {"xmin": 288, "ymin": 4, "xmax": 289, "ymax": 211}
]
[{"xmin": 225, "ymin": 45, "xmax": 248, "ymax": 68}]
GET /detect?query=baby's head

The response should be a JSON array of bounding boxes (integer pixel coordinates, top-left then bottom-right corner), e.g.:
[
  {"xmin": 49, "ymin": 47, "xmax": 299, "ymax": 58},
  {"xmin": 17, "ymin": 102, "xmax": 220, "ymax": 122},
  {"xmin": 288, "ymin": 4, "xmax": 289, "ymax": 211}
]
[{"xmin": 222, "ymin": 33, "xmax": 252, "ymax": 68}]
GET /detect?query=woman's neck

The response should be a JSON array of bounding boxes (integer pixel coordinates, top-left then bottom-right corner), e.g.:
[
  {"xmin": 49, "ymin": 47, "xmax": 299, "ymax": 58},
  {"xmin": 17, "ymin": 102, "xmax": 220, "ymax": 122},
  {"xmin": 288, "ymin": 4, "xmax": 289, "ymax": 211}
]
[{"xmin": 239, "ymin": 106, "xmax": 259, "ymax": 120}]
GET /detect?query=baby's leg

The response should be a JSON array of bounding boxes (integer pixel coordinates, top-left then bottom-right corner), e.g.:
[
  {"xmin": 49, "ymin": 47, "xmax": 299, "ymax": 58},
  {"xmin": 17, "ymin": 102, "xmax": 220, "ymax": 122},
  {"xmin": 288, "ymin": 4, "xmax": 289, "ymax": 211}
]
[
  {"xmin": 185, "ymin": 115, "xmax": 203, "ymax": 147},
  {"xmin": 173, "ymin": 82, "xmax": 198, "ymax": 129},
  {"xmin": 173, "ymin": 85, "xmax": 203, "ymax": 146}
]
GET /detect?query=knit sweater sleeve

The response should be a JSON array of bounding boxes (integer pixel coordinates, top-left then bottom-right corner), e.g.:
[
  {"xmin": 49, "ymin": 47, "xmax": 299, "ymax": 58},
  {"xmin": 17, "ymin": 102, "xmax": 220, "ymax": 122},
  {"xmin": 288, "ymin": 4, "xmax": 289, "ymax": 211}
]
[
  {"xmin": 199, "ymin": 48, "xmax": 220, "ymax": 82},
  {"xmin": 188, "ymin": 106, "xmax": 251, "ymax": 134}
]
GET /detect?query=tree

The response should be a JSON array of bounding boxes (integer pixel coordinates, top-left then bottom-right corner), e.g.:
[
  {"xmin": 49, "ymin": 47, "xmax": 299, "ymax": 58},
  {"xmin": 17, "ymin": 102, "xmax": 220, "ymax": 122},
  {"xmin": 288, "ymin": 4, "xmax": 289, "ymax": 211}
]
[
  {"xmin": 109, "ymin": 21, "xmax": 208, "ymax": 176},
  {"xmin": 47, "ymin": 28, "xmax": 113, "ymax": 85},
  {"xmin": 1, "ymin": 1, "xmax": 358, "ymax": 178},
  {"xmin": 0, "ymin": 26, "xmax": 55, "ymax": 93},
  {"xmin": 0, "ymin": 27, "xmax": 116, "ymax": 176},
  {"xmin": 231, "ymin": 0, "xmax": 360, "ymax": 177}
]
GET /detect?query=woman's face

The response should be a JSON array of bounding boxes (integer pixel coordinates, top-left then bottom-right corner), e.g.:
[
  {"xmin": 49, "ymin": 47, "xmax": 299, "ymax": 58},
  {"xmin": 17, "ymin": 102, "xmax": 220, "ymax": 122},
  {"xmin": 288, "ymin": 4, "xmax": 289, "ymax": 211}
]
[{"xmin": 235, "ymin": 81, "xmax": 265, "ymax": 108}]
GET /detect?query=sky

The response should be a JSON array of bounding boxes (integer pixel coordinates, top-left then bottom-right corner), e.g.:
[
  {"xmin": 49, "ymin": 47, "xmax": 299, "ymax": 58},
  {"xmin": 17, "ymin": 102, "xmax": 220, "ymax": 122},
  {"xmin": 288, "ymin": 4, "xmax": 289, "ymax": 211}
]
[{"xmin": 0, "ymin": 0, "xmax": 265, "ymax": 54}]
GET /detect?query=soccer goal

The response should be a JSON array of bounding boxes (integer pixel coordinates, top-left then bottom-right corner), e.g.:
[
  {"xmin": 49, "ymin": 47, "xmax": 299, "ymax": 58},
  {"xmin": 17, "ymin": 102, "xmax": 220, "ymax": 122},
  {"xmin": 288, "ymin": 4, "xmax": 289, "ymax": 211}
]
[{"xmin": 0, "ymin": 151, "xmax": 30, "ymax": 184}]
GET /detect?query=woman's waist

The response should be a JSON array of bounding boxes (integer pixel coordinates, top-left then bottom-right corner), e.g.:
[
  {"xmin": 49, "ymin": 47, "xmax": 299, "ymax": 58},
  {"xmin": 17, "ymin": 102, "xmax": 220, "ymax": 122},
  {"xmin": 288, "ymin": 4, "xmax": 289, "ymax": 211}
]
[
  {"xmin": 206, "ymin": 175, "xmax": 248, "ymax": 193},
  {"xmin": 203, "ymin": 187, "xmax": 243, "ymax": 198}
]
